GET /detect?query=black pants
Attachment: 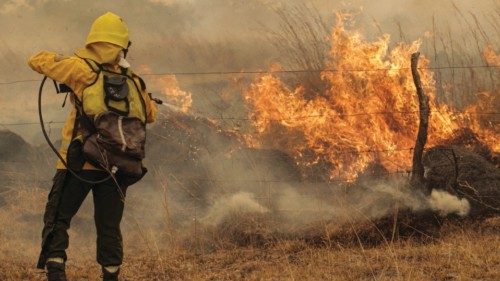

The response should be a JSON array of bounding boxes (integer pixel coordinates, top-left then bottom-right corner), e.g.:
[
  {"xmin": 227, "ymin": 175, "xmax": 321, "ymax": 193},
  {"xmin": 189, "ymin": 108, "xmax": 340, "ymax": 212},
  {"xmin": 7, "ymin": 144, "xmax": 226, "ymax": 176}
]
[{"xmin": 38, "ymin": 170, "xmax": 127, "ymax": 267}]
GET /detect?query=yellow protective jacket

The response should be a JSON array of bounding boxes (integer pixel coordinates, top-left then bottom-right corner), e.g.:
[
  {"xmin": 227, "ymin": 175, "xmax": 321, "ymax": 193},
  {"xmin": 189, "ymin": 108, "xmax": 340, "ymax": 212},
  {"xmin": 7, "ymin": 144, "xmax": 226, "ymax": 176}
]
[{"xmin": 28, "ymin": 42, "xmax": 157, "ymax": 170}]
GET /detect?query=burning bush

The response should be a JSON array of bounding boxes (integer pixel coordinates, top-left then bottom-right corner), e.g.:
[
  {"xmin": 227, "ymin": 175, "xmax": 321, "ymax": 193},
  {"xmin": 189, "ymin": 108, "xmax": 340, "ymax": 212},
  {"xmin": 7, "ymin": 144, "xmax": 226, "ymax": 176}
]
[{"xmin": 244, "ymin": 14, "xmax": 499, "ymax": 181}]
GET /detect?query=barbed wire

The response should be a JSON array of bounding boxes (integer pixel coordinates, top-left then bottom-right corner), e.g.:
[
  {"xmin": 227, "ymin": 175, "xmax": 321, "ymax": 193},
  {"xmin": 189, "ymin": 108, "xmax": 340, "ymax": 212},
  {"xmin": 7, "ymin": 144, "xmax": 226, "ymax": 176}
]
[
  {"xmin": 0, "ymin": 156, "xmax": 430, "ymax": 189},
  {"xmin": 0, "ymin": 121, "xmax": 65, "ymax": 126},
  {"xmin": 140, "ymin": 64, "xmax": 500, "ymax": 77},
  {"xmin": 1, "ymin": 108, "xmax": 499, "ymax": 127},
  {"xmin": 168, "ymin": 171, "xmax": 410, "ymax": 184},
  {"xmin": 0, "ymin": 160, "xmax": 475, "ymax": 185},
  {"xmin": 0, "ymin": 147, "xmax": 416, "ymax": 167},
  {"xmin": 194, "ymin": 110, "xmax": 500, "ymax": 122},
  {"xmin": 0, "ymin": 79, "xmax": 42, "ymax": 85},
  {"xmin": 1, "ymin": 64, "xmax": 499, "ymax": 85}
]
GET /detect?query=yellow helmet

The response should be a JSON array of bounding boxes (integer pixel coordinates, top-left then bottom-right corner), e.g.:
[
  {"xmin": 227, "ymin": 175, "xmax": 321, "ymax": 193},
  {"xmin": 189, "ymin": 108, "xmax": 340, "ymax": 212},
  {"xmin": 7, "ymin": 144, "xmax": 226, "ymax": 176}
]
[{"xmin": 86, "ymin": 12, "xmax": 129, "ymax": 49}]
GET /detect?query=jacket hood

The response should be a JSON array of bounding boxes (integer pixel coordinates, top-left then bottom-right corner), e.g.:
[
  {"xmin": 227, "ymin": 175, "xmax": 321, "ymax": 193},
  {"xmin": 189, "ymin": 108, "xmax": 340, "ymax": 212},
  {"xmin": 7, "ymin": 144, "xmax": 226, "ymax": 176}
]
[{"xmin": 75, "ymin": 42, "xmax": 122, "ymax": 65}]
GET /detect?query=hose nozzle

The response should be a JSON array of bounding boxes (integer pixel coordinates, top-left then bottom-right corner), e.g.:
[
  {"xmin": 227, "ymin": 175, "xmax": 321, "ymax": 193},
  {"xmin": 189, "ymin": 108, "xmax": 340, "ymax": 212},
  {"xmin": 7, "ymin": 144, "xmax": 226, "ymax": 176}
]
[{"xmin": 148, "ymin": 92, "xmax": 163, "ymax": 104}]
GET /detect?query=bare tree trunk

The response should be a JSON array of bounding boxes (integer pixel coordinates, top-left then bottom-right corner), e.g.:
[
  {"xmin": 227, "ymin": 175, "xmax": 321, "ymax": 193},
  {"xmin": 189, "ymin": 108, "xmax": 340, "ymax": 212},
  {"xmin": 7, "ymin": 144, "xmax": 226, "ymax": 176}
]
[{"xmin": 410, "ymin": 52, "xmax": 430, "ymax": 193}]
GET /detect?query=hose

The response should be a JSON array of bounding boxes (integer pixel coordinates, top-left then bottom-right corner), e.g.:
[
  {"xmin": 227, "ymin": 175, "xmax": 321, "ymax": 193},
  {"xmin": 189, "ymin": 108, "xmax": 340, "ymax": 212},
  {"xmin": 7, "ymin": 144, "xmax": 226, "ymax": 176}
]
[{"xmin": 38, "ymin": 76, "xmax": 112, "ymax": 184}]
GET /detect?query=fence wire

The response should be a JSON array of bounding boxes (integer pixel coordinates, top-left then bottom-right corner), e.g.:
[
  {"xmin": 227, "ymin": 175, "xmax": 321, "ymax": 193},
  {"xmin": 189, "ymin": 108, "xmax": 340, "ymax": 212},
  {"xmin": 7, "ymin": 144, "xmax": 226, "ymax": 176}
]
[
  {"xmin": 1, "ymin": 109, "xmax": 499, "ymax": 127},
  {"xmin": 1, "ymin": 64, "xmax": 499, "ymax": 85}
]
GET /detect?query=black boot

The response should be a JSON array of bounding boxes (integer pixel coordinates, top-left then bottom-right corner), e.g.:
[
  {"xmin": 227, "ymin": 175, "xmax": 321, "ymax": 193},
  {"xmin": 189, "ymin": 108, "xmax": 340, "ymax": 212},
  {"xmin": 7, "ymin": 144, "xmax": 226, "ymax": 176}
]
[
  {"xmin": 102, "ymin": 267, "xmax": 120, "ymax": 281},
  {"xmin": 46, "ymin": 261, "xmax": 67, "ymax": 281}
]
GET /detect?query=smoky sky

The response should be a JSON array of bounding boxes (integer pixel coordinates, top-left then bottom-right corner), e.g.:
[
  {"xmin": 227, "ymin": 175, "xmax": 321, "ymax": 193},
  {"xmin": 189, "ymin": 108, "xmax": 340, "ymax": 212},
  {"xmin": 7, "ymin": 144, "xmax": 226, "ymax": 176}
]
[
  {"xmin": 1, "ymin": 0, "xmax": 497, "ymax": 76},
  {"xmin": 0, "ymin": 0, "xmax": 498, "ymax": 141}
]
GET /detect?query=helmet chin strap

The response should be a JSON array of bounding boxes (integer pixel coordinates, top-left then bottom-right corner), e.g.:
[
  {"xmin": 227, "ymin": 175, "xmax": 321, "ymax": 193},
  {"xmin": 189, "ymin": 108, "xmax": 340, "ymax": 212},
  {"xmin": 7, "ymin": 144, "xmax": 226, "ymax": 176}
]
[
  {"xmin": 118, "ymin": 51, "xmax": 130, "ymax": 68},
  {"xmin": 119, "ymin": 41, "xmax": 132, "ymax": 68},
  {"xmin": 122, "ymin": 41, "xmax": 132, "ymax": 58}
]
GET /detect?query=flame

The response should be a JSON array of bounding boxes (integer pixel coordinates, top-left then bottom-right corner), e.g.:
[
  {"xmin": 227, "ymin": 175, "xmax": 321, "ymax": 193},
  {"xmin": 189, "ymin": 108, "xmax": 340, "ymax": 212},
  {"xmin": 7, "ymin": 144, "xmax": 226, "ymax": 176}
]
[
  {"xmin": 484, "ymin": 45, "xmax": 500, "ymax": 66},
  {"xmin": 138, "ymin": 65, "xmax": 193, "ymax": 113},
  {"xmin": 244, "ymin": 15, "xmax": 498, "ymax": 180}
]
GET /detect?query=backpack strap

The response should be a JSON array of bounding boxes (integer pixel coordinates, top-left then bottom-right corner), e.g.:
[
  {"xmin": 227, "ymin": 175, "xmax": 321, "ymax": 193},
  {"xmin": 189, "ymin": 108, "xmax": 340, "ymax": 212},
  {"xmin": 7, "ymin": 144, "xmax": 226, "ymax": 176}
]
[
  {"xmin": 71, "ymin": 102, "xmax": 81, "ymax": 140},
  {"xmin": 73, "ymin": 94, "xmax": 96, "ymax": 138},
  {"xmin": 132, "ymin": 73, "xmax": 147, "ymax": 91},
  {"xmin": 82, "ymin": 58, "xmax": 102, "ymax": 74},
  {"xmin": 121, "ymin": 66, "xmax": 130, "ymax": 76},
  {"xmin": 130, "ymin": 72, "xmax": 148, "ymax": 121}
]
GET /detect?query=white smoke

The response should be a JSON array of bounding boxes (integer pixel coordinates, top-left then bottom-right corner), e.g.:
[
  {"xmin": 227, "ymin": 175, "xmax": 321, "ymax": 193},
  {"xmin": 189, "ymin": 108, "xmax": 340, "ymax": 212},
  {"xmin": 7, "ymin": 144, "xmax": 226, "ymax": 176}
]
[
  {"xmin": 199, "ymin": 181, "xmax": 472, "ymax": 229},
  {"xmin": 201, "ymin": 192, "xmax": 269, "ymax": 226},
  {"xmin": 428, "ymin": 189, "xmax": 470, "ymax": 217}
]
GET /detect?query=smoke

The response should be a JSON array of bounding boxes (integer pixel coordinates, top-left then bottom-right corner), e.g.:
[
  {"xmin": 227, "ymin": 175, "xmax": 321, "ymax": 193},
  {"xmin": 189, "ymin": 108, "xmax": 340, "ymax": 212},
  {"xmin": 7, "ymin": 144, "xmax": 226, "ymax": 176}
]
[
  {"xmin": 428, "ymin": 189, "xmax": 470, "ymax": 217},
  {"xmin": 201, "ymin": 192, "xmax": 269, "ymax": 226},
  {"xmin": 195, "ymin": 177, "xmax": 471, "ymax": 230}
]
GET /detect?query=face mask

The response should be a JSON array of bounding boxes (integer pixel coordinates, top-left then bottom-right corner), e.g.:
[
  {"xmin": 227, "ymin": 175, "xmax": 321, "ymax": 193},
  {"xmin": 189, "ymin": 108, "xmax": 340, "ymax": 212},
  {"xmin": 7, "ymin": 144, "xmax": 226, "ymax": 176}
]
[{"xmin": 118, "ymin": 50, "xmax": 131, "ymax": 68}]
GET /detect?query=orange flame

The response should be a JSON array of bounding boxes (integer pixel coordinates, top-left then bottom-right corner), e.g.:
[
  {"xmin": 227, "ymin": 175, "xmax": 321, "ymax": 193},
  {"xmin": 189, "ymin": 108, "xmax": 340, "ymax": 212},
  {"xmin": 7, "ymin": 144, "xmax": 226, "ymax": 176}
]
[
  {"xmin": 484, "ymin": 45, "xmax": 500, "ymax": 66},
  {"xmin": 244, "ymin": 15, "xmax": 498, "ymax": 180},
  {"xmin": 138, "ymin": 65, "xmax": 193, "ymax": 113}
]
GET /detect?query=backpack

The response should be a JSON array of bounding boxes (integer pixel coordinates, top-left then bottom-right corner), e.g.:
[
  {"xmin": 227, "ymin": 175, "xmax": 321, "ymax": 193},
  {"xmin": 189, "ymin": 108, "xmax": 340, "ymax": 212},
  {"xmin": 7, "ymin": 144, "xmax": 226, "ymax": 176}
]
[{"xmin": 70, "ymin": 58, "xmax": 148, "ymax": 185}]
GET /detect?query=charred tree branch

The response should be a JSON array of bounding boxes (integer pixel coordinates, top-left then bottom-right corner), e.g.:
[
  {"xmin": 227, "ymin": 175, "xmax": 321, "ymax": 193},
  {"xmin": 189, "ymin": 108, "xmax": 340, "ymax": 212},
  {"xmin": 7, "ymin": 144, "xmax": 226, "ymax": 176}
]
[{"xmin": 410, "ymin": 52, "xmax": 430, "ymax": 193}]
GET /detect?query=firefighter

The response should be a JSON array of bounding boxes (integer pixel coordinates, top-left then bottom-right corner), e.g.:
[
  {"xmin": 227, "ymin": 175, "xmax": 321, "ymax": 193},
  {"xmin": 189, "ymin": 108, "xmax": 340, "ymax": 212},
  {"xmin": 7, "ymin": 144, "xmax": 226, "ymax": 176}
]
[{"xmin": 28, "ymin": 12, "xmax": 157, "ymax": 281}]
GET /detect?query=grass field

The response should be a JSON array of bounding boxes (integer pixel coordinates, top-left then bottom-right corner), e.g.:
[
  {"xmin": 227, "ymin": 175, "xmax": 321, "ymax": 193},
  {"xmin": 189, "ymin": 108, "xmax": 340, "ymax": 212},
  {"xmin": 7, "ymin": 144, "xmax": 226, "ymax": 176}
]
[
  {"xmin": 0, "ymin": 185, "xmax": 498, "ymax": 280},
  {"xmin": 1, "ymin": 219, "xmax": 499, "ymax": 280}
]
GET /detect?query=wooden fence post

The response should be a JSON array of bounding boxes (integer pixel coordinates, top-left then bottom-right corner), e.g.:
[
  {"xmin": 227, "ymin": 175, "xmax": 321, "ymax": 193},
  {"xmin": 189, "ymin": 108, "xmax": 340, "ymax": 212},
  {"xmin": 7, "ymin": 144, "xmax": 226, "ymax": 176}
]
[{"xmin": 410, "ymin": 52, "xmax": 430, "ymax": 193}]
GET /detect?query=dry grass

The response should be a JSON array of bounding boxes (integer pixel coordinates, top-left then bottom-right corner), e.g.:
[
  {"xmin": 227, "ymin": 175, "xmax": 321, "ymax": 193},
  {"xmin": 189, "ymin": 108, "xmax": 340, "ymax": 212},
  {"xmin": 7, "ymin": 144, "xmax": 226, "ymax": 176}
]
[
  {"xmin": 1, "ymin": 218, "xmax": 498, "ymax": 280},
  {"xmin": 0, "ymin": 183, "xmax": 498, "ymax": 281}
]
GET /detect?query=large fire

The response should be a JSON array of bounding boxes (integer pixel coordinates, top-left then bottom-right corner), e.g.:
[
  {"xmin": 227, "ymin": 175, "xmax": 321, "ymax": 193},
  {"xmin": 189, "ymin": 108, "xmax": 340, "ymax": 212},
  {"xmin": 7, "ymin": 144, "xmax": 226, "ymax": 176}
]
[{"xmin": 244, "ymin": 15, "xmax": 499, "ymax": 180}]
